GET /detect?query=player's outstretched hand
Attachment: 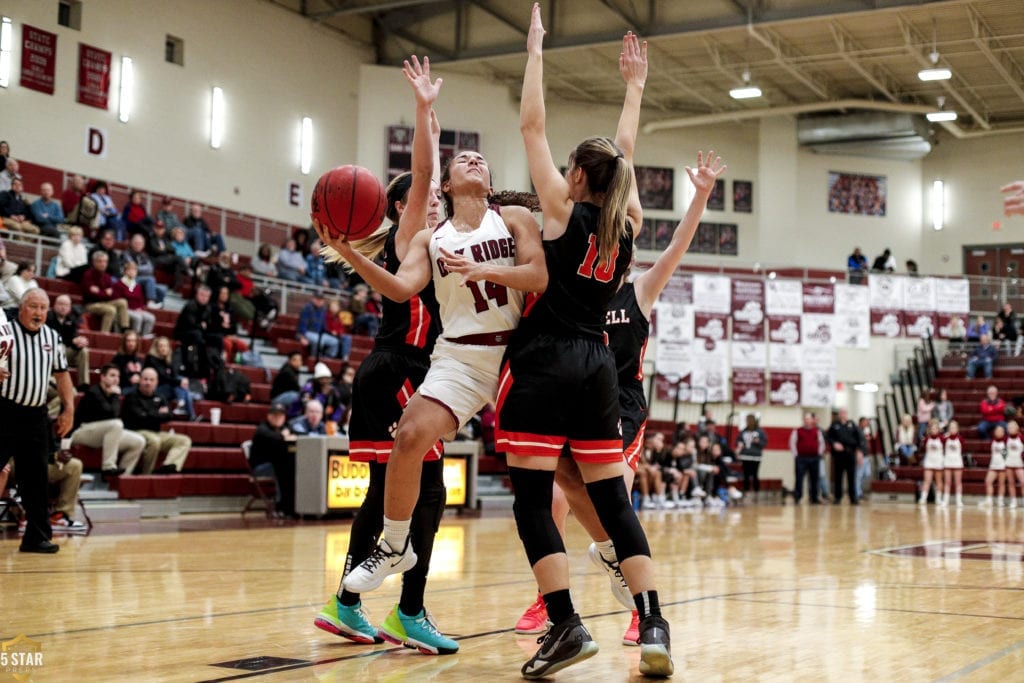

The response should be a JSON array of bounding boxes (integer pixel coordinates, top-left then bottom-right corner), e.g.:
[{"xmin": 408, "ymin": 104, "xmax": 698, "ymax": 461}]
[
  {"xmin": 527, "ymin": 3, "xmax": 545, "ymax": 56},
  {"xmin": 402, "ymin": 55, "xmax": 442, "ymax": 108},
  {"xmin": 685, "ymin": 150, "xmax": 727, "ymax": 197},
  {"xmin": 619, "ymin": 31, "xmax": 647, "ymax": 87}
]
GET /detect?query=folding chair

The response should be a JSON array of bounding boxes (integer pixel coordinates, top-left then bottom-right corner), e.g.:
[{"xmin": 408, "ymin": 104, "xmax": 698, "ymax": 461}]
[{"xmin": 240, "ymin": 440, "xmax": 277, "ymax": 519}]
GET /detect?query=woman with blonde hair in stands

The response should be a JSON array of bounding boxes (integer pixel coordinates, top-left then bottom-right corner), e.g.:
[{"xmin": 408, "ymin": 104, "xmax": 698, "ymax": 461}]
[
  {"xmin": 941, "ymin": 420, "xmax": 966, "ymax": 507},
  {"xmin": 56, "ymin": 226, "xmax": 89, "ymax": 281},
  {"xmin": 144, "ymin": 336, "xmax": 195, "ymax": 420},
  {"xmin": 114, "ymin": 261, "xmax": 156, "ymax": 336},
  {"xmin": 918, "ymin": 419, "xmax": 944, "ymax": 506}
]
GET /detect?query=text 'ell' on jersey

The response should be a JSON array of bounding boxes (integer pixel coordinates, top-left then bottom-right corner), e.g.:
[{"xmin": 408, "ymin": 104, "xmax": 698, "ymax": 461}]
[
  {"xmin": 519, "ymin": 202, "xmax": 634, "ymax": 339},
  {"xmin": 605, "ymin": 282, "xmax": 650, "ymax": 396},
  {"xmin": 376, "ymin": 224, "xmax": 441, "ymax": 355}
]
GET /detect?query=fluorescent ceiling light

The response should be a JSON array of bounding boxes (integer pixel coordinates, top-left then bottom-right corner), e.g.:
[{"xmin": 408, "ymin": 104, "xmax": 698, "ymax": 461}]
[
  {"xmin": 118, "ymin": 56, "xmax": 133, "ymax": 123},
  {"xmin": 300, "ymin": 117, "xmax": 313, "ymax": 175},
  {"xmin": 853, "ymin": 382, "xmax": 879, "ymax": 393},
  {"xmin": 926, "ymin": 111, "xmax": 957, "ymax": 122},
  {"xmin": 729, "ymin": 86, "xmax": 762, "ymax": 100},
  {"xmin": 0, "ymin": 17, "xmax": 12, "ymax": 88},
  {"xmin": 931, "ymin": 179, "xmax": 945, "ymax": 231},
  {"xmin": 917, "ymin": 67, "xmax": 951, "ymax": 81},
  {"xmin": 210, "ymin": 86, "xmax": 225, "ymax": 149}
]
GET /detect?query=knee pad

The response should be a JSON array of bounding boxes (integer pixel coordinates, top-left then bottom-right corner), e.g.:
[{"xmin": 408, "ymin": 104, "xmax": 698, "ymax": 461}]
[
  {"xmin": 509, "ymin": 467, "xmax": 565, "ymax": 566},
  {"xmin": 586, "ymin": 476, "xmax": 651, "ymax": 561}
]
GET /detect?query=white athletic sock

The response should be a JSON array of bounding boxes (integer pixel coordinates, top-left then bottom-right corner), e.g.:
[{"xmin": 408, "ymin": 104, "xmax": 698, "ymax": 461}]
[
  {"xmin": 383, "ymin": 516, "xmax": 411, "ymax": 552},
  {"xmin": 594, "ymin": 539, "xmax": 616, "ymax": 563}
]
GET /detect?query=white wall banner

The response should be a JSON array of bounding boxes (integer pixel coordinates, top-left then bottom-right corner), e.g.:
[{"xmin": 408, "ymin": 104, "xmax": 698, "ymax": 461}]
[
  {"xmin": 801, "ymin": 313, "xmax": 836, "ymax": 348},
  {"xmin": 869, "ymin": 274, "xmax": 905, "ymax": 310},
  {"xmin": 692, "ymin": 274, "xmax": 732, "ymax": 314},
  {"xmin": 801, "ymin": 346, "xmax": 837, "ymax": 407},
  {"xmin": 935, "ymin": 278, "xmax": 970, "ymax": 313},
  {"xmin": 766, "ymin": 279, "xmax": 803, "ymax": 316},
  {"xmin": 834, "ymin": 284, "xmax": 870, "ymax": 348}
]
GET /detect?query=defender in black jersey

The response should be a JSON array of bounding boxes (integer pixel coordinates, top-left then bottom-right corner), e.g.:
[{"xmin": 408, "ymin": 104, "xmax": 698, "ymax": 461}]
[
  {"xmin": 606, "ymin": 281, "xmax": 650, "ymax": 471},
  {"xmin": 314, "ymin": 56, "xmax": 459, "ymax": 656}
]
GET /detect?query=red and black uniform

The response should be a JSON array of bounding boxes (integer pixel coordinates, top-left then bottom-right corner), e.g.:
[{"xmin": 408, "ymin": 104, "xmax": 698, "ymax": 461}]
[
  {"xmin": 347, "ymin": 224, "xmax": 441, "ymax": 464},
  {"xmin": 496, "ymin": 202, "xmax": 633, "ymax": 462},
  {"xmin": 339, "ymin": 224, "xmax": 445, "ymax": 617},
  {"xmin": 606, "ymin": 282, "xmax": 649, "ymax": 471}
]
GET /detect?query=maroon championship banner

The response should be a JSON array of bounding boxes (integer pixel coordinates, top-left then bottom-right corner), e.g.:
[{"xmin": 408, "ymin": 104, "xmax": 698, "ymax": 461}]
[
  {"xmin": 802, "ymin": 283, "xmax": 834, "ymax": 314},
  {"xmin": 733, "ymin": 368, "xmax": 765, "ymax": 405},
  {"xmin": 870, "ymin": 310, "xmax": 904, "ymax": 338},
  {"xmin": 768, "ymin": 316, "xmax": 801, "ymax": 345},
  {"xmin": 654, "ymin": 373, "xmax": 691, "ymax": 402},
  {"xmin": 731, "ymin": 279, "xmax": 765, "ymax": 342},
  {"xmin": 77, "ymin": 43, "xmax": 112, "ymax": 109},
  {"xmin": 20, "ymin": 25, "xmax": 57, "ymax": 95},
  {"xmin": 769, "ymin": 373, "xmax": 801, "ymax": 406},
  {"xmin": 694, "ymin": 313, "xmax": 729, "ymax": 345}
]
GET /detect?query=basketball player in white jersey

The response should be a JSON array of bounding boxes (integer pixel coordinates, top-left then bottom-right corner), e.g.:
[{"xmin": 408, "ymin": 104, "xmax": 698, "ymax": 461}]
[{"xmin": 314, "ymin": 149, "xmax": 547, "ymax": 593}]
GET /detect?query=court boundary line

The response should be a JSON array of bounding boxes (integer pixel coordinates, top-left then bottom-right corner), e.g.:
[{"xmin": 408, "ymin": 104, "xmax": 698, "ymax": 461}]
[{"xmin": 934, "ymin": 637, "xmax": 1024, "ymax": 681}]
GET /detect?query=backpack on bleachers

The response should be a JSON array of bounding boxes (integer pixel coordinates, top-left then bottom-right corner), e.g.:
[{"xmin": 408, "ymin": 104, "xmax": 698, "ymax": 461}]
[
  {"xmin": 68, "ymin": 195, "xmax": 99, "ymax": 231},
  {"xmin": 209, "ymin": 365, "xmax": 251, "ymax": 403}
]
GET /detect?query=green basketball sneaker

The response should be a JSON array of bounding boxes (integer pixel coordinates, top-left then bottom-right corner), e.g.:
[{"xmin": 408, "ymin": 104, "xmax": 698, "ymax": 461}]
[
  {"xmin": 313, "ymin": 596, "xmax": 383, "ymax": 644},
  {"xmin": 379, "ymin": 604, "xmax": 459, "ymax": 655}
]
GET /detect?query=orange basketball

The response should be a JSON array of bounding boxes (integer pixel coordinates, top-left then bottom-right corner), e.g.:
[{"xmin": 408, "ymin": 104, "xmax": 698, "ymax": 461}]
[{"xmin": 311, "ymin": 165, "xmax": 387, "ymax": 241}]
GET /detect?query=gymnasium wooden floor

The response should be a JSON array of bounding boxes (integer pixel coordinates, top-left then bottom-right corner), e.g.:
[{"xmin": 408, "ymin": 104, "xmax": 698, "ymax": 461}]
[{"xmin": 4, "ymin": 502, "xmax": 1024, "ymax": 682}]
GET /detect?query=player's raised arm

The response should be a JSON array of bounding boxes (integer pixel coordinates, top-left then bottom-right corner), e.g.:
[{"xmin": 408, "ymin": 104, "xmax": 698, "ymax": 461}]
[
  {"xmin": 615, "ymin": 31, "xmax": 647, "ymax": 235},
  {"xmin": 634, "ymin": 151, "xmax": 726, "ymax": 316},
  {"xmin": 519, "ymin": 3, "xmax": 573, "ymax": 235},
  {"xmin": 396, "ymin": 56, "xmax": 442, "ymax": 259}
]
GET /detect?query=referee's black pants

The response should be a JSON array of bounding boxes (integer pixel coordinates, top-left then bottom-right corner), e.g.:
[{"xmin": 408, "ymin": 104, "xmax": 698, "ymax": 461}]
[{"xmin": 0, "ymin": 399, "xmax": 53, "ymax": 546}]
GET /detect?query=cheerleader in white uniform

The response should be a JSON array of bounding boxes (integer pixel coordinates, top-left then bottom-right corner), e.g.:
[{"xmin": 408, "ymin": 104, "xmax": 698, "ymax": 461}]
[
  {"xmin": 918, "ymin": 419, "xmax": 945, "ymax": 506},
  {"xmin": 941, "ymin": 420, "xmax": 966, "ymax": 508},
  {"xmin": 1005, "ymin": 420, "xmax": 1024, "ymax": 508},
  {"xmin": 981, "ymin": 424, "xmax": 1008, "ymax": 508}
]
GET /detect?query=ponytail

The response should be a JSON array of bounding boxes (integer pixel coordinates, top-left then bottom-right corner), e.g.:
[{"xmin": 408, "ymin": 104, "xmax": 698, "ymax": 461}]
[{"xmin": 572, "ymin": 137, "xmax": 630, "ymax": 267}]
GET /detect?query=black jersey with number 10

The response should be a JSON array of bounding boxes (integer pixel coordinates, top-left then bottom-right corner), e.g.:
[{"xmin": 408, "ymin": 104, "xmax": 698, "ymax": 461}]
[
  {"xmin": 374, "ymin": 224, "xmax": 441, "ymax": 355},
  {"xmin": 518, "ymin": 202, "xmax": 634, "ymax": 339}
]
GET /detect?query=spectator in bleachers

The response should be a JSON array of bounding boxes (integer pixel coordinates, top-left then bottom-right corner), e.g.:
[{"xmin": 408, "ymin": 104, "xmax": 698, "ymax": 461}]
[
  {"xmin": 870, "ymin": 248, "xmax": 895, "ymax": 273},
  {"xmin": 252, "ymin": 243, "xmax": 277, "ymax": 278},
  {"xmin": 55, "ymin": 226, "xmax": 89, "ymax": 282},
  {"xmin": 147, "ymin": 222, "xmax": 189, "ymax": 289},
  {"xmin": 250, "ymin": 401, "xmax": 298, "ymax": 518},
  {"xmin": 270, "ymin": 352, "xmax": 303, "ymax": 408},
  {"xmin": 89, "ymin": 180, "xmax": 125, "ymax": 239},
  {"xmin": 709, "ymin": 442, "xmax": 742, "ymax": 505},
  {"xmin": 207, "ymin": 252, "xmax": 254, "ymax": 322},
  {"xmin": 121, "ymin": 368, "xmax": 191, "ymax": 474},
  {"xmin": 305, "ymin": 238, "xmax": 330, "ymax": 289},
  {"xmin": 81, "ymin": 251, "xmax": 129, "ymax": 333},
  {"xmin": 46, "ymin": 295, "xmax": 90, "ymax": 386},
  {"xmin": 653, "ymin": 440, "xmax": 685, "ymax": 507},
  {"xmin": 936, "ymin": 388, "xmax": 954, "ymax": 431},
  {"xmin": 112, "ymin": 331, "xmax": 144, "ymax": 391},
  {"xmin": 335, "ymin": 362, "xmax": 355, "ymax": 410},
  {"xmin": 276, "ymin": 238, "xmax": 309, "ymax": 283},
  {"xmin": 297, "ymin": 292, "xmax": 339, "ymax": 359},
  {"xmin": 827, "ymin": 408, "xmax": 864, "ymax": 505},
  {"xmin": 978, "ymin": 384, "xmax": 1008, "ymax": 440},
  {"xmin": 324, "ymin": 298, "xmax": 352, "ymax": 362},
  {"xmin": 289, "ymin": 398, "xmax": 327, "ymax": 436},
  {"xmin": 0, "ymin": 235, "xmax": 16, "ymax": 280},
  {"xmin": 905, "ymin": 259, "xmax": 919, "ymax": 277},
  {"xmin": 856, "ymin": 416, "xmax": 875, "ymax": 501},
  {"xmin": 173, "ymin": 285, "xmax": 222, "ymax": 380},
  {"xmin": 29, "ymin": 182, "xmax": 65, "ymax": 238},
  {"xmin": 213, "ymin": 285, "xmax": 249, "ymax": 362},
  {"xmin": 70, "ymin": 364, "xmax": 148, "ymax": 477},
  {"xmin": 0, "ymin": 158, "xmax": 19, "ymax": 192},
  {"xmin": 966, "ymin": 333, "xmax": 998, "ymax": 380},
  {"xmin": 113, "ymin": 261, "xmax": 156, "ymax": 336},
  {"xmin": 184, "ymin": 203, "xmax": 225, "ymax": 256},
  {"xmin": 122, "ymin": 234, "xmax": 166, "ymax": 305},
  {"xmin": 169, "ymin": 226, "xmax": 195, "ymax": 267},
  {"xmin": 997, "ymin": 303, "xmax": 1021, "ymax": 356},
  {"xmin": 0, "ymin": 141, "xmax": 8, "ymax": 172},
  {"xmin": 736, "ymin": 414, "xmax": 767, "ymax": 501},
  {"xmin": 896, "ymin": 413, "xmax": 917, "ymax": 464},
  {"xmin": 61, "ymin": 174, "xmax": 87, "ymax": 216},
  {"xmin": 6, "ymin": 262, "xmax": 40, "ymax": 303},
  {"xmin": 298, "ymin": 362, "xmax": 344, "ymax": 426},
  {"xmin": 0, "ymin": 176, "xmax": 40, "ymax": 235},
  {"xmin": 155, "ymin": 197, "xmax": 183, "ymax": 231},
  {"xmin": 790, "ymin": 412, "xmax": 826, "ymax": 504},
  {"xmin": 636, "ymin": 432, "xmax": 668, "ymax": 509},
  {"xmin": 88, "ymin": 229, "xmax": 122, "ymax": 278},
  {"xmin": 293, "ymin": 228, "xmax": 313, "ymax": 257},
  {"xmin": 236, "ymin": 262, "xmax": 277, "ymax": 327},
  {"xmin": 121, "ymin": 190, "xmax": 154, "ymax": 239},
  {"xmin": 144, "ymin": 336, "xmax": 195, "ymax": 420},
  {"xmin": 966, "ymin": 315, "xmax": 990, "ymax": 343},
  {"xmin": 916, "ymin": 389, "xmax": 936, "ymax": 441},
  {"xmin": 349, "ymin": 284, "xmax": 380, "ymax": 337},
  {"xmin": 847, "ymin": 247, "xmax": 868, "ymax": 284},
  {"xmin": 323, "ymin": 254, "xmax": 346, "ymax": 290}
]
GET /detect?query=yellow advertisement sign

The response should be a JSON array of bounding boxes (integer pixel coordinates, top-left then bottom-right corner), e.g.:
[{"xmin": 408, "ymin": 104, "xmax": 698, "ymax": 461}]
[{"xmin": 326, "ymin": 455, "xmax": 467, "ymax": 510}]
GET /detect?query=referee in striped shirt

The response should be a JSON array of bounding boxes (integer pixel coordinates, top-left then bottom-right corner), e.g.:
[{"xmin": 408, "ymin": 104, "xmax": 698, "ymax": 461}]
[{"xmin": 0, "ymin": 289, "xmax": 75, "ymax": 553}]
